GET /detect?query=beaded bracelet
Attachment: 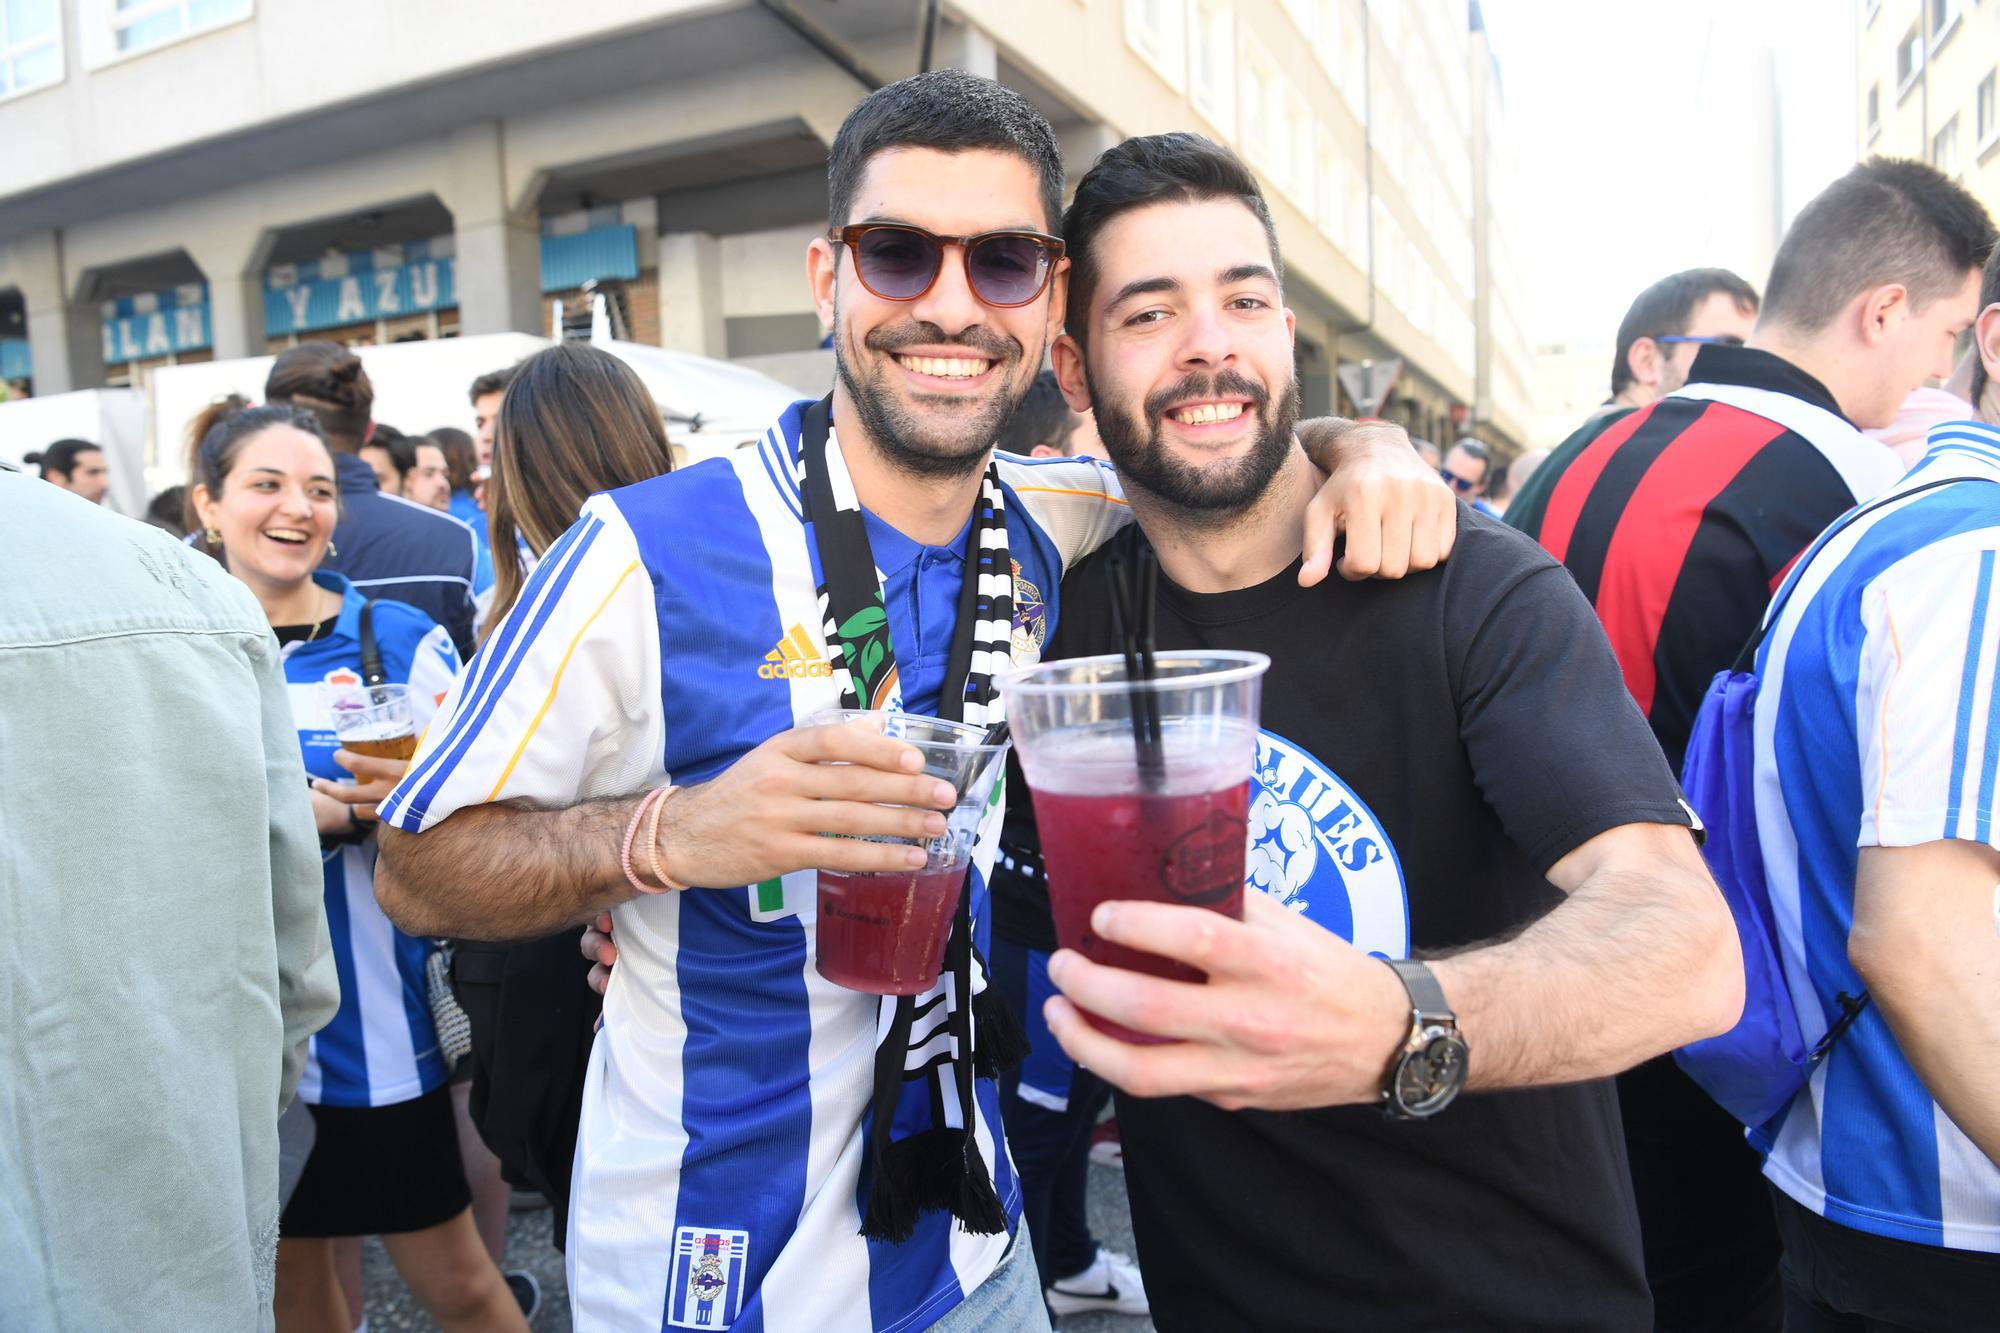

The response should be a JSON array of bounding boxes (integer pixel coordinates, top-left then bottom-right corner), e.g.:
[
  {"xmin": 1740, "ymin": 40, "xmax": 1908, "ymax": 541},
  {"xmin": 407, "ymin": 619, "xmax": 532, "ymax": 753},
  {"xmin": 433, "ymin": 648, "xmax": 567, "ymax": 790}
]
[{"xmin": 619, "ymin": 785, "xmax": 686, "ymax": 894}]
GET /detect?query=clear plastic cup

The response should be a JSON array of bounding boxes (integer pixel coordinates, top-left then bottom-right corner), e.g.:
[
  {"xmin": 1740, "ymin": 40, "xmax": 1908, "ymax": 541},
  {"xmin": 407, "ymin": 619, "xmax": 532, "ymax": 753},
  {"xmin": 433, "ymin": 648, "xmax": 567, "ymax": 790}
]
[
  {"xmin": 998, "ymin": 651, "xmax": 1269, "ymax": 1041},
  {"xmin": 321, "ymin": 683, "xmax": 417, "ymax": 761},
  {"xmin": 808, "ymin": 709, "xmax": 1010, "ymax": 995}
]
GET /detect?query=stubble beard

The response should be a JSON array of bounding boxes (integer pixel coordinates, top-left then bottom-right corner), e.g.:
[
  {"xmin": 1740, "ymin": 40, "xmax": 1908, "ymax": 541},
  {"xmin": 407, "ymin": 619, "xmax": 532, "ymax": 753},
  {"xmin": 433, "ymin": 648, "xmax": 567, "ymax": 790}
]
[{"xmin": 833, "ymin": 311, "xmax": 1031, "ymax": 481}]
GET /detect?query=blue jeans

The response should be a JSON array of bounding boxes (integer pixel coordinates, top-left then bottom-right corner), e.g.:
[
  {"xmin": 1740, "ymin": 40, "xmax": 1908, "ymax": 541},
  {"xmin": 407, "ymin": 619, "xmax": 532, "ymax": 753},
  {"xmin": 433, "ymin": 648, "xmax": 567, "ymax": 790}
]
[
  {"xmin": 931, "ymin": 1223, "xmax": 1050, "ymax": 1332},
  {"xmin": 991, "ymin": 935, "xmax": 1111, "ymax": 1286}
]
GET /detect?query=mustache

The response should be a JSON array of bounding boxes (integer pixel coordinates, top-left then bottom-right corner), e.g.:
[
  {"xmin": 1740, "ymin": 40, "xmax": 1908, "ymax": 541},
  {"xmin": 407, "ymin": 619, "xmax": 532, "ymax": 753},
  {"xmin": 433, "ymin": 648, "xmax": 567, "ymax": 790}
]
[
  {"xmin": 865, "ymin": 321, "xmax": 1019, "ymax": 363},
  {"xmin": 1143, "ymin": 369, "xmax": 1271, "ymax": 420}
]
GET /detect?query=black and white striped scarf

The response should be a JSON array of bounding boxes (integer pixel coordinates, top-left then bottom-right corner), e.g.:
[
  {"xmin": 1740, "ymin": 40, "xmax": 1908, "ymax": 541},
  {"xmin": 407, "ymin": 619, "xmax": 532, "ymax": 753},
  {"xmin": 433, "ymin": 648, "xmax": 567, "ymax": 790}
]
[{"xmin": 794, "ymin": 396, "xmax": 1026, "ymax": 1242}]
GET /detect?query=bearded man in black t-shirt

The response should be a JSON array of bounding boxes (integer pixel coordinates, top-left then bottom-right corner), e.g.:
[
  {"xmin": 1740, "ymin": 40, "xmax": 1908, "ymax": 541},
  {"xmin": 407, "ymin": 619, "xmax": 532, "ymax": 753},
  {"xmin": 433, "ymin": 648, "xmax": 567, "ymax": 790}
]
[{"xmin": 1023, "ymin": 133, "xmax": 1746, "ymax": 1332}]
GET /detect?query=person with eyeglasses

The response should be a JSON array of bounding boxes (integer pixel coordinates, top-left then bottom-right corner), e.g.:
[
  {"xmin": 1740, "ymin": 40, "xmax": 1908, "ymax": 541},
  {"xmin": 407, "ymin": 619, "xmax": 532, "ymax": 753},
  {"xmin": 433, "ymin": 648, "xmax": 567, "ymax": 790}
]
[
  {"xmin": 1439, "ymin": 437, "xmax": 1499, "ymax": 514},
  {"xmin": 370, "ymin": 69, "xmax": 1450, "ymax": 1333},
  {"xmin": 1507, "ymin": 268, "xmax": 1759, "ymax": 537},
  {"xmin": 1516, "ymin": 159, "xmax": 1996, "ymax": 1333}
]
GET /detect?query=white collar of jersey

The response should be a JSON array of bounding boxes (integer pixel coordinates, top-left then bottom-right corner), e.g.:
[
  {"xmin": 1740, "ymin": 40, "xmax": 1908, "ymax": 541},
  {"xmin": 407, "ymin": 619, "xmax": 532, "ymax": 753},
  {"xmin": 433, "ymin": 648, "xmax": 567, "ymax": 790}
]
[
  {"xmin": 1668, "ymin": 380, "xmax": 1907, "ymax": 506},
  {"xmin": 1902, "ymin": 420, "xmax": 2000, "ymax": 488}
]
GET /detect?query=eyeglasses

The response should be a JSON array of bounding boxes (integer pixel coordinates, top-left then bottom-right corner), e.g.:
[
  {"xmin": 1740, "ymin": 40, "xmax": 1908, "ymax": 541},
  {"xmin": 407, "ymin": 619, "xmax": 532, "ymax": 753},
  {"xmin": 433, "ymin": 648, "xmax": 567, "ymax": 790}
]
[
  {"xmin": 1439, "ymin": 469, "xmax": 1480, "ymax": 494},
  {"xmin": 1649, "ymin": 334, "xmax": 1747, "ymax": 347},
  {"xmin": 828, "ymin": 223, "xmax": 1065, "ymax": 308}
]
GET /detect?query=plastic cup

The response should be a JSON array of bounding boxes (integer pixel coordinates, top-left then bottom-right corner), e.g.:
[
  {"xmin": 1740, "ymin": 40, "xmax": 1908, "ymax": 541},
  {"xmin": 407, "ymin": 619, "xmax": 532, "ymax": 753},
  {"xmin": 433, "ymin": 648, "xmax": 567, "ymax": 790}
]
[
  {"xmin": 998, "ymin": 651, "xmax": 1268, "ymax": 1042},
  {"xmin": 322, "ymin": 683, "xmax": 418, "ymax": 761},
  {"xmin": 809, "ymin": 709, "xmax": 1010, "ymax": 996}
]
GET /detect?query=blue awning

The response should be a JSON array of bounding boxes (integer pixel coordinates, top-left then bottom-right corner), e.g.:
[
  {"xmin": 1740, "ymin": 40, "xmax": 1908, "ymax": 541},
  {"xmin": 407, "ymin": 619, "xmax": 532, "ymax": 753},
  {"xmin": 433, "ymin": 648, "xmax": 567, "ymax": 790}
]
[{"xmin": 541, "ymin": 225, "xmax": 640, "ymax": 293}]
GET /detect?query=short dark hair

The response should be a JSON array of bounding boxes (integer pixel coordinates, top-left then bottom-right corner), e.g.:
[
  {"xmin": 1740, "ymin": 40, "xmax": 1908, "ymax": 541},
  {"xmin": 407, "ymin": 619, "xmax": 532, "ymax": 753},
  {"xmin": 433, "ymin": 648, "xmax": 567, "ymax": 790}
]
[
  {"xmin": 266, "ymin": 341, "xmax": 372, "ymax": 451},
  {"xmin": 1448, "ymin": 437, "xmax": 1491, "ymax": 480},
  {"xmin": 1762, "ymin": 157, "xmax": 1997, "ymax": 334},
  {"xmin": 469, "ymin": 366, "xmax": 516, "ymax": 405},
  {"xmin": 997, "ymin": 370, "xmax": 1077, "ymax": 454},
  {"xmin": 827, "ymin": 69, "xmax": 1064, "ymax": 232},
  {"xmin": 23, "ymin": 438, "xmax": 100, "ymax": 479},
  {"xmin": 1610, "ymin": 268, "xmax": 1760, "ymax": 396},
  {"xmin": 1062, "ymin": 133, "xmax": 1282, "ymax": 350},
  {"xmin": 1973, "ymin": 242, "xmax": 2000, "ymax": 408},
  {"xmin": 428, "ymin": 425, "xmax": 477, "ymax": 491}
]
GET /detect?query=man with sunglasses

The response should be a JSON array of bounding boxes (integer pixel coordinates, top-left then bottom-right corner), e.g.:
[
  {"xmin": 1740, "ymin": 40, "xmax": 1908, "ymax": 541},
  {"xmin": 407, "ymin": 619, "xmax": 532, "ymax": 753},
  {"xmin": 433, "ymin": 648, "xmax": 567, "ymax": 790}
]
[
  {"xmin": 1439, "ymin": 437, "xmax": 1498, "ymax": 514},
  {"xmin": 1505, "ymin": 267, "xmax": 1759, "ymax": 536},
  {"xmin": 373, "ymin": 69, "xmax": 1448, "ymax": 1332},
  {"xmin": 1516, "ymin": 159, "xmax": 1995, "ymax": 1333}
]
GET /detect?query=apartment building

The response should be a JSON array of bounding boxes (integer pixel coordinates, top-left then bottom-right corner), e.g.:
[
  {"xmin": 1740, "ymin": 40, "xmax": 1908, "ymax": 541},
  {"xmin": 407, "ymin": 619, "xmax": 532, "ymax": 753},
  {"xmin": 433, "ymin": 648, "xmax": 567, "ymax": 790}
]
[
  {"xmin": 0, "ymin": 0, "xmax": 1532, "ymax": 449},
  {"xmin": 1858, "ymin": 0, "xmax": 2000, "ymax": 210}
]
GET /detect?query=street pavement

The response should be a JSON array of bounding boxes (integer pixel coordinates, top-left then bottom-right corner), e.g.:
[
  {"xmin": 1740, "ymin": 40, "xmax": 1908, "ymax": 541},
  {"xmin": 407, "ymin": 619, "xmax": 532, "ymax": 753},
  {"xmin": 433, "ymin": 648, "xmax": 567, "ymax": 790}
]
[{"xmin": 363, "ymin": 1160, "xmax": 1155, "ymax": 1332}]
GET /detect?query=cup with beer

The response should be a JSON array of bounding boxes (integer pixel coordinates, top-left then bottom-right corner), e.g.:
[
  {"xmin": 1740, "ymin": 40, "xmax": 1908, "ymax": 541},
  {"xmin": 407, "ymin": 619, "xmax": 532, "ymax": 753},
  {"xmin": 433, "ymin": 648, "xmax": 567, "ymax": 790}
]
[{"xmin": 322, "ymin": 683, "xmax": 419, "ymax": 761}]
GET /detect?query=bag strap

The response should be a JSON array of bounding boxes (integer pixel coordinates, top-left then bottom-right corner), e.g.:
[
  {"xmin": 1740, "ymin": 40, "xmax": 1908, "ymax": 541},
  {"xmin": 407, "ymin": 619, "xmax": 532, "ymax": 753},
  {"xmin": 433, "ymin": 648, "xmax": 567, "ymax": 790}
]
[
  {"xmin": 1730, "ymin": 475, "xmax": 1987, "ymax": 673},
  {"xmin": 358, "ymin": 600, "xmax": 388, "ymax": 687}
]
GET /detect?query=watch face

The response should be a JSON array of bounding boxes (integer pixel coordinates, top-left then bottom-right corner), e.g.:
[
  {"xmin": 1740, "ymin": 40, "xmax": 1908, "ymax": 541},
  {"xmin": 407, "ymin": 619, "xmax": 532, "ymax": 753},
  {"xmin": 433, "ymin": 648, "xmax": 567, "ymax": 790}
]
[{"xmin": 1395, "ymin": 1030, "xmax": 1468, "ymax": 1115}]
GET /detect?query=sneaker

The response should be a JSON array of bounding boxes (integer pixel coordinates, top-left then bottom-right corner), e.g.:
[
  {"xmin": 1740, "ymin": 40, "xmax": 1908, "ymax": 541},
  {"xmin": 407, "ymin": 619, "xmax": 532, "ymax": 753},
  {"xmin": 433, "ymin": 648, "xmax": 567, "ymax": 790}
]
[
  {"xmin": 505, "ymin": 1270, "xmax": 541, "ymax": 1321},
  {"xmin": 1045, "ymin": 1247, "xmax": 1149, "ymax": 1317},
  {"xmin": 1087, "ymin": 1118, "xmax": 1123, "ymax": 1169}
]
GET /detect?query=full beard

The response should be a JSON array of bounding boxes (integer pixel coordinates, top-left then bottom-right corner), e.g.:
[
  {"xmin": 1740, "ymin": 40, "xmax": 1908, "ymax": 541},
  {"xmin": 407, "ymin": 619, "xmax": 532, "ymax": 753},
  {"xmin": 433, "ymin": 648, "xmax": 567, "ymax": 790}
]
[
  {"xmin": 834, "ymin": 315, "xmax": 1028, "ymax": 481},
  {"xmin": 1086, "ymin": 365, "xmax": 1302, "ymax": 525}
]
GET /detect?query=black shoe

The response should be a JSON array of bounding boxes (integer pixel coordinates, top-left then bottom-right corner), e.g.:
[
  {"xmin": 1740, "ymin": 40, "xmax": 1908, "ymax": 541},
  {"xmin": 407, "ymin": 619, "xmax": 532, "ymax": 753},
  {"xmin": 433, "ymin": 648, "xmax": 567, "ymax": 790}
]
[{"xmin": 506, "ymin": 1269, "xmax": 541, "ymax": 1321}]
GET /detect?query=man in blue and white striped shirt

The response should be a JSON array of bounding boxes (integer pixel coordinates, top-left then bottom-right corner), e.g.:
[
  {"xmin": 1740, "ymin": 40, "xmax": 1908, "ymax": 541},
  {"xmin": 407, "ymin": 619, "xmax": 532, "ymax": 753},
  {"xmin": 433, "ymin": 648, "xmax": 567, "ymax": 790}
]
[{"xmin": 1751, "ymin": 251, "xmax": 2000, "ymax": 1327}]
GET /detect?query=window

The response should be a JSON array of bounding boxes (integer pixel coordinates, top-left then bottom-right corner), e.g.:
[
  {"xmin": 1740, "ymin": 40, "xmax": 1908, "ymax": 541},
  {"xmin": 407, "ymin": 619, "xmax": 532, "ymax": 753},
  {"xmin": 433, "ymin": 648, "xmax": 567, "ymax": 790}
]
[
  {"xmin": 1896, "ymin": 22, "xmax": 1923, "ymax": 93},
  {"xmin": 1186, "ymin": 0, "xmax": 1235, "ymax": 138},
  {"xmin": 1278, "ymin": 0, "xmax": 1313, "ymax": 39},
  {"xmin": 0, "ymin": 0, "xmax": 62, "ymax": 98},
  {"xmin": 1866, "ymin": 82, "xmax": 1881, "ymax": 140},
  {"xmin": 1929, "ymin": 0, "xmax": 1960, "ymax": 48},
  {"xmin": 1125, "ymin": 0, "xmax": 1185, "ymax": 90},
  {"xmin": 1978, "ymin": 70, "xmax": 1997, "ymax": 147},
  {"xmin": 110, "ymin": 0, "xmax": 250, "ymax": 55},
  {"xmin": 1933, "ymin": 113, "xmax": 1960, "ymax": 177}
]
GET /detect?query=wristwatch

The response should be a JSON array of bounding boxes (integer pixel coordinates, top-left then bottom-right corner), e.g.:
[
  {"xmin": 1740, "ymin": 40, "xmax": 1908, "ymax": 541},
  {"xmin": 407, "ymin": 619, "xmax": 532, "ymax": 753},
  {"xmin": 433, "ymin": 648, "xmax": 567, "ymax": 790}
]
[{"xmin": 1379, "ymin": 958, "xmax": 1469, "ymax": 1120}]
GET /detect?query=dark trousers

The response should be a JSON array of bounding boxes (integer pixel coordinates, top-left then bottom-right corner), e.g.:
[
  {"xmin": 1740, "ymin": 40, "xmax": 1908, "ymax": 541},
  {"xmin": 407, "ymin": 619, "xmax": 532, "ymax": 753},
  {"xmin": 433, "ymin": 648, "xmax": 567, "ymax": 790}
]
[
  {"xmin": 1616, "ymin": 1054, "xmax": 1783, "ymax": 1331},
  {"xmin": 991, "ymin": 934, "xmax": 1109, "ymax": 1286},
  {"xmin": 1772, "ymin": 1186, "xmax": 2000, "ymax": 1332}
]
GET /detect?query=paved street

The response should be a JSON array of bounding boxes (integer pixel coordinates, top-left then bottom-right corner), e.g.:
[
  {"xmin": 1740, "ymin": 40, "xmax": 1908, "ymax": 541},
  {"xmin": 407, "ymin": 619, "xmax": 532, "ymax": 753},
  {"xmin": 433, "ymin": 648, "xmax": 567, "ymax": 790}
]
[{"xmin": 363, "ymin": 1160, "xmax": 1154, "ymax": 1332}]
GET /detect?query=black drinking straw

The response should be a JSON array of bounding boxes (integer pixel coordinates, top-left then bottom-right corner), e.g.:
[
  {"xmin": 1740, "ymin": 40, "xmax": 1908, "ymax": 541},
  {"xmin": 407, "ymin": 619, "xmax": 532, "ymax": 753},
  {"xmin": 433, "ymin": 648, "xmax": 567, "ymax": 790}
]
[
  {"xmin": 1106, "ymin": 550, "xmax": 1166, "ymax": 788},
  {"xmin": 1135, "ymin": 543, "xmax": 1163, "ymax": 753}
]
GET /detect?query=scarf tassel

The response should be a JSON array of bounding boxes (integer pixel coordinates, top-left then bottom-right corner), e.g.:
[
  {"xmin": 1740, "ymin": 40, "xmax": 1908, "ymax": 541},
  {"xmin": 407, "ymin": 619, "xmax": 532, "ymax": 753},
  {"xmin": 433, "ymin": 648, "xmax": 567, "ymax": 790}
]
[{"xmin": 971, "ymin": 984, "xmax": 1030, "ymax": 1080}]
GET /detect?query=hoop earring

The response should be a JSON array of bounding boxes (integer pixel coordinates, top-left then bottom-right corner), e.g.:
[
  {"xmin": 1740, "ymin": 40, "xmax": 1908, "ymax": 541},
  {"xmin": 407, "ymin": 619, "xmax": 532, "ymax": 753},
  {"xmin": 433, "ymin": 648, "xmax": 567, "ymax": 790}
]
[
  {"xmin": 204, "ymin": 527, "xmax": 222, "ymax": 545},
  {"xmin": 326, "ymin": 538, "xmax": 339, "ymax": 559}
]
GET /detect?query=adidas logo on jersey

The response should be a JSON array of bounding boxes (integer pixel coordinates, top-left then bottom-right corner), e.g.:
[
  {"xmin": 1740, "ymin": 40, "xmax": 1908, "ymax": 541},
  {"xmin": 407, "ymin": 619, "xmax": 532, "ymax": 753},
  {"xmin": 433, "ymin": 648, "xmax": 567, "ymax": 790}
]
[{"xmin": 759, "ymin": 624, "xmax": 832, "ymax": 679}]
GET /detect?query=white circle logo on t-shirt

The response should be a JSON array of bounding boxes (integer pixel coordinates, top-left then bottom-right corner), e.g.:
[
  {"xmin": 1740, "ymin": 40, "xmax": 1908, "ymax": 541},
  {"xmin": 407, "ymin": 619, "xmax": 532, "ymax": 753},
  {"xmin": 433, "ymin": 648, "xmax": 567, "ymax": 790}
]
[{"xmin": 1249, "ymin": 729, "xmax": 1410, "ymax": 960}]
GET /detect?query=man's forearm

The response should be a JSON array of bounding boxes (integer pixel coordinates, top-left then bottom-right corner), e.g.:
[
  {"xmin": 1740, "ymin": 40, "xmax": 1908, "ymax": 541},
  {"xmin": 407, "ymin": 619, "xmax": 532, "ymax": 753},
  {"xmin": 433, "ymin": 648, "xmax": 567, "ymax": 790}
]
[
  {"xmin": 1873, "ymin": 973, "xmax": 2000, "ymax": 1164},
  {"xmin": 1296, "ymin": 416, "xmax": 1392, "ymax": 471},
  {"xmin": 1432, "ymin": 860, "xmax": 1742, "ymax": 1091},
  {"xmin": 374, "ymin": 799, "xmax": 639, "ymax": 940}
]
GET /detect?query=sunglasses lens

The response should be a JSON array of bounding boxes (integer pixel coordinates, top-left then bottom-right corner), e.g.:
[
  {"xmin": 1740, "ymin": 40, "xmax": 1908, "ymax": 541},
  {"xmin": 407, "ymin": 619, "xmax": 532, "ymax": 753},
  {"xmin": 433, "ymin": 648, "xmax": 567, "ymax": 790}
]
[
  {"xmin": 967, "ymin": 234, "xmax": 1049, "ymax": 305},
  {"xmin": 854, "ymin": 228, "xmax": 942, "ymax": 300}
]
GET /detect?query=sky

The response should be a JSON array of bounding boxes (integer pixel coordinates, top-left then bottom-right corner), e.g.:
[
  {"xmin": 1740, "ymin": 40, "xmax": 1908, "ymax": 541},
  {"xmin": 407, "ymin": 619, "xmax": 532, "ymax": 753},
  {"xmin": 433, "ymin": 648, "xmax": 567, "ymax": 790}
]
[{"xmin": 1478, "ymin": 0, "xmax": 1857, "ymax": 350}]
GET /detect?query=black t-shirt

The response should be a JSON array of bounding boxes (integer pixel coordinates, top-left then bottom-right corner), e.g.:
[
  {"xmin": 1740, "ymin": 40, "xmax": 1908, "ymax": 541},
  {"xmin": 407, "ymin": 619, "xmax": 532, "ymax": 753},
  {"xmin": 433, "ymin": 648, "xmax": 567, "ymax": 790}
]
[{"xmin": 1033, "ymin": 511, "xmax": 1692, "ymax": 1332}]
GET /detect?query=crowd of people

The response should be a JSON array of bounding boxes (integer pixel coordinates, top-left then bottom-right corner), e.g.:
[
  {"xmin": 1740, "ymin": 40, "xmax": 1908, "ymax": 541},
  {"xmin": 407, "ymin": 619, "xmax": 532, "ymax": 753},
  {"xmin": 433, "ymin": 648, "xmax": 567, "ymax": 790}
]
[{"xmin": 5, "ymin": 65, "xmax": 1999, "ymax": 1333}]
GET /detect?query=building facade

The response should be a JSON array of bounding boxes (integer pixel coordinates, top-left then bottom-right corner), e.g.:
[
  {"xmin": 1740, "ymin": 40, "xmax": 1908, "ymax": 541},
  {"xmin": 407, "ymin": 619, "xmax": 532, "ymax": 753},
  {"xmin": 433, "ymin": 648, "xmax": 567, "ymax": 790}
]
[
  {"xmin": 0, "ymin": 0, "xmax": 1532, "ymax": 450},
  {"xmin": 1857, "ymin": 0, "xmax": 2000, "ymax": 212}
]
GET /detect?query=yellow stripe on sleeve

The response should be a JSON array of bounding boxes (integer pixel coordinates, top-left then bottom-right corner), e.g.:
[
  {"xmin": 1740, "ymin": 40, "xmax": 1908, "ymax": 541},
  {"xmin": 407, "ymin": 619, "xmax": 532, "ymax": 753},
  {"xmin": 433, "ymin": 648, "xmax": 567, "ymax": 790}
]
[{"xmin": 484, "ymin": 560, "xmax": 643, "ymax": 801}]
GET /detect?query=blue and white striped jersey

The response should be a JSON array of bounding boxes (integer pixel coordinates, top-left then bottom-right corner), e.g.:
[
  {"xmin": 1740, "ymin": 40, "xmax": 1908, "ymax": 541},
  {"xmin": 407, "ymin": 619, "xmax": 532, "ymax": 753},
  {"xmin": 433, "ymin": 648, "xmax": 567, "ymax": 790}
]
[
  {"xmin": 379, "ymin": 402, "xmax": 1129, "ymax": 1331},
  {"xmin": 1753, "ymin": 421, "xmax": 2000, "ymax": 1252},
  {"xmin": 284, "ymin": 572, "xmax": 460, "ymax": 1109}
]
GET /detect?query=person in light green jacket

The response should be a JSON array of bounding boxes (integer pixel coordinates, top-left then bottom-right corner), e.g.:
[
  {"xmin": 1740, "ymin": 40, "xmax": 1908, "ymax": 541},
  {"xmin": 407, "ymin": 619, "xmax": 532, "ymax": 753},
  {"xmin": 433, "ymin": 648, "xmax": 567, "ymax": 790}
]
[{"xmin": 0, "ymin": 465, "xmax": 340, "ymax": 1332}]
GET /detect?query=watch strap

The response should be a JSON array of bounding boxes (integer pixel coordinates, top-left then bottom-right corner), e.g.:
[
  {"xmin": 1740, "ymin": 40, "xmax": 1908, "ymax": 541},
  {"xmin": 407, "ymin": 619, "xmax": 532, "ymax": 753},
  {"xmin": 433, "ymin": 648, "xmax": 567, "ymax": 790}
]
[{"xmin": 1384, "ymin": 958, "xmax": 1454, "ymax": 1027}]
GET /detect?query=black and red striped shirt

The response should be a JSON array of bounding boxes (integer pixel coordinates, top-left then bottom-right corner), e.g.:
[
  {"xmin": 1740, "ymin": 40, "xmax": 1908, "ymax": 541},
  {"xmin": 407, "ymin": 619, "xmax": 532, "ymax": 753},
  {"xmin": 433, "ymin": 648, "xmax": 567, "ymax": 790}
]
[{"xmin": 1516, "ymin": 345, "xmax": 1903, "ymax": 770}]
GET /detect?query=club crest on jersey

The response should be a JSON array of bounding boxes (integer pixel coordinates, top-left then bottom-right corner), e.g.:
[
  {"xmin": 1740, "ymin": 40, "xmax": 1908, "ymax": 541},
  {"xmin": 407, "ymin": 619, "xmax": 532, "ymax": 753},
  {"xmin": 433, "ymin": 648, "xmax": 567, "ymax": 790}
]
[
  {"xmin": 1249, "ymin": 729, "xmax": 1409, "ymax": 959},
  {"xmin": 1011, "ymin": 558, "xmax": 1046, "ymax": 665},
  {"xmin": 322, "ymin": 666, "xmax": 362, "ymax": 689},
  {"xmin": 665, "ymin": 1226, "xmax": 749, "ymax": 1328}
]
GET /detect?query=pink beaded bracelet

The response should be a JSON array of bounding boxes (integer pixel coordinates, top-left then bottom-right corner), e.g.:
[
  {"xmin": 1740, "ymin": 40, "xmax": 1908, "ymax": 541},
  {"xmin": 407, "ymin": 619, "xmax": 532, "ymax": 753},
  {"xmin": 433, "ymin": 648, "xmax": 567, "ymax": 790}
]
[{"xmin": 619, "ymin": 785, "xmax": 685, "ymax": 894}]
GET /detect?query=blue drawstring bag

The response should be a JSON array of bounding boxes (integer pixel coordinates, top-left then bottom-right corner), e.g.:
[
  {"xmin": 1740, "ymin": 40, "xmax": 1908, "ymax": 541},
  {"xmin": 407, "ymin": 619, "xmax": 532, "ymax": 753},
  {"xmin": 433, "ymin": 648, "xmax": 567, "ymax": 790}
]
[{"xmin": 1664, "ymin": 484, "xmax": 1989, "ymax": 1125}]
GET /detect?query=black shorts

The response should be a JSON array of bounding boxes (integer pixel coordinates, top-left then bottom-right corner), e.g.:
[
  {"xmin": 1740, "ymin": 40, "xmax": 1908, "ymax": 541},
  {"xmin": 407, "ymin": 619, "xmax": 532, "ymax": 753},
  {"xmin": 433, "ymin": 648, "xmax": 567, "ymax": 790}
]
[{"xmin": 281, "ymin": 1084, "xmax": 471, "ymax": 1238}]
